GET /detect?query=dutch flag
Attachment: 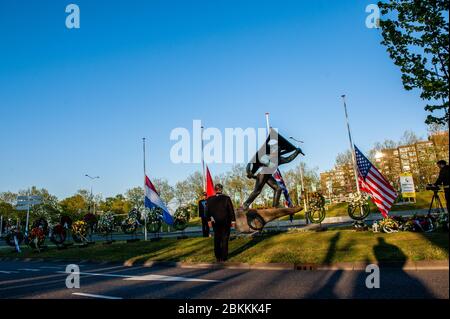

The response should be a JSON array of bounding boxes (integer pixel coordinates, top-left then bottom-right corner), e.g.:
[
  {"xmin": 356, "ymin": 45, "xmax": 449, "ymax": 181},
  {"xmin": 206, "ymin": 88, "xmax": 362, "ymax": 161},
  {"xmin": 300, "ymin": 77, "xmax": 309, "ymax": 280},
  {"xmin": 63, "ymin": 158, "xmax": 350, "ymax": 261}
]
[{"xmin": 144, "ymin": 175, "xmax": 174, "ymax": 225}]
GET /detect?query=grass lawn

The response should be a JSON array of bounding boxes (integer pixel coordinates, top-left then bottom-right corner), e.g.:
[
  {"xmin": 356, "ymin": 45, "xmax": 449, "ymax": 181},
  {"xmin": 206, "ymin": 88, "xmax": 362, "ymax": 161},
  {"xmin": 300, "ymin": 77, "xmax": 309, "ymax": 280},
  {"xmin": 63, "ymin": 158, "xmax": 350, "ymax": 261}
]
[{"xmin": 1, "ymin": 230, "xmax": 447, "ymax": 265}]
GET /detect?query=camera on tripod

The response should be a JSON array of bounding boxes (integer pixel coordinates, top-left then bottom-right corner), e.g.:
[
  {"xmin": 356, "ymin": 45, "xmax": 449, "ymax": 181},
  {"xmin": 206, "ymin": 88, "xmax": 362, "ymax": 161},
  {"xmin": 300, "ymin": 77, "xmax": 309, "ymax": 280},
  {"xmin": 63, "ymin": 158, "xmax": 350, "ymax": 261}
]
[
  {"xmin": 426, "ymin": 184, "xmax": 440, "ymax": 192},
  {"xmin": 426, "ymin": 184, "xmax": 446, "ymax": 215}
]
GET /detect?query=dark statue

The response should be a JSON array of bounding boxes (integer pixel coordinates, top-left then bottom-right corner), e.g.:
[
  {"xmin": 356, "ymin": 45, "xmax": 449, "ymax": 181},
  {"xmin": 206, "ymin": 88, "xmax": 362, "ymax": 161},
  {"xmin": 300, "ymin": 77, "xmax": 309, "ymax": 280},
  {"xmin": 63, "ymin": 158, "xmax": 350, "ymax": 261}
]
[
  {"xmin": 236, "ymin": 129, "xmax": 304, "ymax": 233},
  {"xmin": 243, "ymin": 128, "xmax": 304, "ymax": 209}
]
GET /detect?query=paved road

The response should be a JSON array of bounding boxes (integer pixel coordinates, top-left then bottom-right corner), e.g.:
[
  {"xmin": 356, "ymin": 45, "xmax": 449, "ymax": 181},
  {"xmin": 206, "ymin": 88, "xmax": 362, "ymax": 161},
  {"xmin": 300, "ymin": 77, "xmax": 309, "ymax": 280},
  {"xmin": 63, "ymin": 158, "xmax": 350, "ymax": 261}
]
[{"xmin": 0, "ymin": 260, "xmax": 447, "ymax": 299}]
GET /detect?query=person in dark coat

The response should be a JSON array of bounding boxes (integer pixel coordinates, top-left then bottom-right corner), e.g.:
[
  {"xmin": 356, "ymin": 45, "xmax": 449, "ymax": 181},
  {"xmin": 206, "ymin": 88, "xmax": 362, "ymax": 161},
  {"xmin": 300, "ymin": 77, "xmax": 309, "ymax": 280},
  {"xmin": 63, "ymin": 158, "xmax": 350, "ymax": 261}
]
[
  {"xmin": 198, "ymin": 192, "xmax": 210, "ymax": 237},
  {"xmin": 434, "ymin": 160, "xmax": 450, "ymax": 213},
  {"xmin": 206, "ymin": 184, "xmax": 236, "ymax": 262}
]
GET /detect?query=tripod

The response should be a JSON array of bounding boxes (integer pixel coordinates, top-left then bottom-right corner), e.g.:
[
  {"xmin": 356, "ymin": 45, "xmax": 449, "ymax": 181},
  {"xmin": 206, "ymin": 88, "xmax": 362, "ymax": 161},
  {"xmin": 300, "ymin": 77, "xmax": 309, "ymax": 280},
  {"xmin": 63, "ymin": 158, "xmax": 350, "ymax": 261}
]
[{"xmin": 428, "ymin": 190, "xmax": 446, "ymax": 215}]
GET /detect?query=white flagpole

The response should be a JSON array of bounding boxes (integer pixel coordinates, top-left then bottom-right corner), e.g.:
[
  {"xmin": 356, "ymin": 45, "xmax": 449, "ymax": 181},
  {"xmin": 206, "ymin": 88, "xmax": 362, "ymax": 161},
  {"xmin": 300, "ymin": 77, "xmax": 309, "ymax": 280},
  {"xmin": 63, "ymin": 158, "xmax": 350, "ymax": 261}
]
[
  {"xmin": 143, "ymin": 137, "xmax": 148, "ymax": 241},
  {"xmin": 341, "ymin": 95, "xmax": 361, "ymax": 195},
  {"xmin": 201, "ymin": 125, "xmax": 206, "ymax": 193},
  {"xmin": 265, "ymin": 112, "xmax": 270, "ymax": 135},
  {"xmin": 265, "ymin": 113, "xmax": 280, "ymax": 228}
]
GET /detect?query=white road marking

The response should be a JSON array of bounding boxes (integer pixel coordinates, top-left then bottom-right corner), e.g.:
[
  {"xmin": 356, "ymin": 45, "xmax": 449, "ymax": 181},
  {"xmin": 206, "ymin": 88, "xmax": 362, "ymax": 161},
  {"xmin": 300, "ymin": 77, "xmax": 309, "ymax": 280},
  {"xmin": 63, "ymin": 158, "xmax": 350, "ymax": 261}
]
[
  {"xmin": 72, "ymin": 292, "xmax": 123, "ymax": 300},
  {"xmin": 18, "ymin": 268, "xmax": 40, "ymax": 272},
  {"xmin": 124, "ymin": 274, "xmax": 219, "ymax": 282},
  {"xmin": 0, "ymin": 271, "xmax": 18, "ymax": 274},
  {"xmin": 57, "ymin": 271, "xmax": 220, "ymax": 282}
]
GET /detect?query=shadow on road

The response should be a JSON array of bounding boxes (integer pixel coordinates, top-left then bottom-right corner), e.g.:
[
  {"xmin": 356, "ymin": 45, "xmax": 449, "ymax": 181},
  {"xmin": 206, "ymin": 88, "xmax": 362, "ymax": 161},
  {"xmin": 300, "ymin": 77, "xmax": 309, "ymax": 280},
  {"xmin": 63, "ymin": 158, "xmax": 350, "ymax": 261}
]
[{"xmin": 350, "ymin": 237, "xmax": 434, "ymax": 298}]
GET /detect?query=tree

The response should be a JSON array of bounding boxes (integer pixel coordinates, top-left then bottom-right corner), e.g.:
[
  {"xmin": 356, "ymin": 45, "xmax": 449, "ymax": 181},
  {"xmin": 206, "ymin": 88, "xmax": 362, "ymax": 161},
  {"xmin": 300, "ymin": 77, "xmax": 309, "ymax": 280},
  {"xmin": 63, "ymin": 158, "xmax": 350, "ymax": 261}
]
[
  {"xmin": 174, "ymin": 172, "xmax": 204, "ymax": 205},
  {"xmin": 0, "ymin": 191, "xmax": 17, "ymax": 205},
  {"xmin": 335, "ymin": 150, "xmax": 353, "ymax": 166},
  {"xmin": 59, "ymin": 194, "xmax": 87, "ymax": 219},
  {"xmin": 399, "ymin": 130, "xmax": 421, "ymax": 146},
  {"xmin": 152, "ymin": 178, "xmax": 175, "ymax": 204},
  {"xmin": 378, "ymin": 0, "xmax": 449, "ymax": 125},
  {"xmin": 125, "ymin": 187, "xmax": 144, "ymax": 210}
]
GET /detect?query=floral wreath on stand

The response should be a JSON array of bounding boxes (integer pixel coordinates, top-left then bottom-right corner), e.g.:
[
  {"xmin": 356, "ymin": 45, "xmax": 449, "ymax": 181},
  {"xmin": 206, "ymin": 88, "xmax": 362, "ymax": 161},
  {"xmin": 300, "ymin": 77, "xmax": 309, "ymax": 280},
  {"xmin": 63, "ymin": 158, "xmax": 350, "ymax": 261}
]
[
  {"xmin": 172, "ymin": 205, "xmax": 192, "ymax": 231},
  {"xmin": 306, "ymin": 192, "xmax": 326, "ymax": 224},
  {"xmin": 28, "ymin": 227, "xmax": 46, "ymax": 251},
  {"xmin": 121, "ymin": 208, "xmax": 141, "ymax": 234},
  {"xmin": 145, "ymin": 207, "xmax": 162, "ymax": 233},
  {"xmin": 97, "ymin": 212, "xmax": 115, "ymax": 235},
  {"xmin": 50, "ymin": 224, "xmax": 67, "ymax": 245},
  {"xmin": 347, "ymin": 192, "xmax": 371, "ymax": 221},
  {"xmin": 72, "ymin": 220, "xmax": 88, "ymax": 243},
  {"xmin": 5, "ymin": 226, "xmax": 24, "ymax": 247}
]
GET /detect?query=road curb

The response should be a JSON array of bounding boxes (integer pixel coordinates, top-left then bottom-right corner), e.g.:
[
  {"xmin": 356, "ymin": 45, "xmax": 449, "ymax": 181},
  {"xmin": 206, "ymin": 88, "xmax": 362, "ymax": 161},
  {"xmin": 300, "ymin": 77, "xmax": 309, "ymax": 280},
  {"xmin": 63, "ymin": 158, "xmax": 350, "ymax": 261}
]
[{"xmin": 1, "ymin": 257, "xmax": 448, "ymax": 271}]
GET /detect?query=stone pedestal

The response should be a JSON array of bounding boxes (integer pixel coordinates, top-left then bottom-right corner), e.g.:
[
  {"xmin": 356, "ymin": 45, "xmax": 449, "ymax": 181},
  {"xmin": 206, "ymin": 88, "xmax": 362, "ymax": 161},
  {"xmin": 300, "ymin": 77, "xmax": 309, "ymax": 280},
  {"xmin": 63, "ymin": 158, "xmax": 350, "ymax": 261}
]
[{"xmin": 235, "ymin": 206, "xmax": 303, "ymax": 233}]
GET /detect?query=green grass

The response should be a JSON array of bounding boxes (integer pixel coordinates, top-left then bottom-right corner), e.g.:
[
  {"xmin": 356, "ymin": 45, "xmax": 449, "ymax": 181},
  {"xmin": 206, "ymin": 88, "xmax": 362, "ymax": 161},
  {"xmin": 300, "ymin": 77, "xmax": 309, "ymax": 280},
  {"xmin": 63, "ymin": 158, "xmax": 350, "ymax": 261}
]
[{"xmin": 1, "ymin": 230, "xmax": 447, "ymax": 265}]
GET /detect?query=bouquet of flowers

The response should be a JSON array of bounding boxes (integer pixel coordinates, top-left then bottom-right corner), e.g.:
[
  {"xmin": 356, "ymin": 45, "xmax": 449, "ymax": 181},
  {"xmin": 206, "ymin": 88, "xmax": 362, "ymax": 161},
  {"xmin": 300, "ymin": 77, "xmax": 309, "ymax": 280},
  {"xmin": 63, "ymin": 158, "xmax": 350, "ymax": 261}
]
[{"xmin": 378, "ymin": 217, "xmax": 400, "ymax": 233}]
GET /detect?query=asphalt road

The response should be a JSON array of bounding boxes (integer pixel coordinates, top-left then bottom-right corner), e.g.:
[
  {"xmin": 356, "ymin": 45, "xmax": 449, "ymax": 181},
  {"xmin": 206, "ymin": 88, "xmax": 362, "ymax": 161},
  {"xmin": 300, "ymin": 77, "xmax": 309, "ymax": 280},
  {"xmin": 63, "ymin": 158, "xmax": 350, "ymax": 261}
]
[{"xmin": 0, "ymin": 260, "xmax": 447, "ymax": 299}]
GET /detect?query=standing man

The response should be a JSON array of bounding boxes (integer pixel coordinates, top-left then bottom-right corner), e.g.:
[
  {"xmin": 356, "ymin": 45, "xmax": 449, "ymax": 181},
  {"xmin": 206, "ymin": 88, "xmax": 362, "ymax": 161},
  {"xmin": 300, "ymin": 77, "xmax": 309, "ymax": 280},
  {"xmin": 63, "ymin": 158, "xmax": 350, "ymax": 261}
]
[
  {"xmin": 198, "ymin": 192, "xmax": 210, "ymax": 237},
  {"xmin": 206, "ymin": 184, "xmax": 236, "ymax": 262},
  {"xmin": 434, "ymin": 160, "xmax": 450, "ymax": 213}
]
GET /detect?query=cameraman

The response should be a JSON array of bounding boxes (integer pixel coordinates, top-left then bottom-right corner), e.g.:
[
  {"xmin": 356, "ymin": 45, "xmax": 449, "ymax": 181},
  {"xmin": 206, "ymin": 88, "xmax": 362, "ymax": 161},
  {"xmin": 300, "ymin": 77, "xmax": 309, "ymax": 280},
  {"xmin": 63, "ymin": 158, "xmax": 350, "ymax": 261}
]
[{"xmin": 434, "ymin": 160, "xmax": 450, "ymax": 213}]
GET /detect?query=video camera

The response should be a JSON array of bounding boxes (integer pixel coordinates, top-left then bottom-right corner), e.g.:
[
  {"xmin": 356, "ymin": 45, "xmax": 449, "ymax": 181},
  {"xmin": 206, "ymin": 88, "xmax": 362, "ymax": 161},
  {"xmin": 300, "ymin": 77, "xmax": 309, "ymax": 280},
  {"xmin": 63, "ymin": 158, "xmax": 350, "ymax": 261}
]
[{"xmin": 426, "ymin": 184, "xmax": 440, "ymax": 192}]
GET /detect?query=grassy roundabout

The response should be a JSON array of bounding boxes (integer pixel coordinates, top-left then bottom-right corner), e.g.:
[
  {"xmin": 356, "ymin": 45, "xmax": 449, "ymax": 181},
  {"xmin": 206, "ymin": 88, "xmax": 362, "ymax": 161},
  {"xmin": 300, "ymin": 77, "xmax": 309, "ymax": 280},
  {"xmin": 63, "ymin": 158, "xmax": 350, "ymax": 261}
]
[{"xmin": 1, "ymin": 229, "xmax": 448, "ymax": 265}]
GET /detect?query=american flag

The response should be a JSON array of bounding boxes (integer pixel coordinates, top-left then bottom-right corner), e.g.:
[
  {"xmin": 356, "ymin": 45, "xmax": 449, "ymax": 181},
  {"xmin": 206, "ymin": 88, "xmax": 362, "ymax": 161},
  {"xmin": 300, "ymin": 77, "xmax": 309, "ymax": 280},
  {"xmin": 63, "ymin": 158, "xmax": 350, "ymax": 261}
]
[{"xmin": 355, "ymin": 145, "xmax": 397, "ymax": 218}]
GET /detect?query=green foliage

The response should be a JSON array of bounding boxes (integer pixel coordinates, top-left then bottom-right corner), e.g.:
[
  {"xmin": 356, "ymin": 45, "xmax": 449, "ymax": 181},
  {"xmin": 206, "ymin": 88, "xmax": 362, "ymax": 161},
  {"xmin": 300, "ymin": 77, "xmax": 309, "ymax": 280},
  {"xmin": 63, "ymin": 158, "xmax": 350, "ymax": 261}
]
[{"xmin": 378, "ymin": 0, "xmax": 449, "ymax": 125}]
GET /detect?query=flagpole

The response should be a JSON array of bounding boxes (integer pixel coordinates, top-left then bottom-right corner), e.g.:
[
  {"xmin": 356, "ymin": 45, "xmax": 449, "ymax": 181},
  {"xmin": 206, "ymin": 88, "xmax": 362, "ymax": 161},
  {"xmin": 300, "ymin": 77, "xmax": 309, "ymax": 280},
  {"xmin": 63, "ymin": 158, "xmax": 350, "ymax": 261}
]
[
  {"xmin": 341, "ymin": 95, "xmax": 361, "ymax": 195},
  {"xmin": 201, "ymin": 125, "xmax": 206, "ymax": 193},
  {"xmin": 265, "ymin": 112, "xmax": 271, "ymax": 135},
  {"xmin": 143, "ymin": 137, "xmax": 148, "ymax": 241}
]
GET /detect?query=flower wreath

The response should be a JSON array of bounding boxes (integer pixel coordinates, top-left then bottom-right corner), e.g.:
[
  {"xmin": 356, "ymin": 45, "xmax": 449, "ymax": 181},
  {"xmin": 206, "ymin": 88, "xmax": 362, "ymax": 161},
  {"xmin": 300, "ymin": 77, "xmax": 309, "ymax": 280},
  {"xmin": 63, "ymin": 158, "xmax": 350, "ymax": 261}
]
[
  {"xmin": 28, "ymin": 227, "xmax": 46, "ymax": 250},
  {"xmin": 348, "ymin": 192, "xmax": 370, "ymax": 208},
  {"xmin": 50, "ymin": 224, "xmax": 67, "ymax": 245},
  {"xmin": 72, "ymin": 220, "xmax": 88, "ymax": 243},
  {"xmin": 173, "ymin": 206, "xmax": 191, "ymax": 231},
  {"xmin": 97, "ymin": 212, "xmax": 115, "ymax": 234}
]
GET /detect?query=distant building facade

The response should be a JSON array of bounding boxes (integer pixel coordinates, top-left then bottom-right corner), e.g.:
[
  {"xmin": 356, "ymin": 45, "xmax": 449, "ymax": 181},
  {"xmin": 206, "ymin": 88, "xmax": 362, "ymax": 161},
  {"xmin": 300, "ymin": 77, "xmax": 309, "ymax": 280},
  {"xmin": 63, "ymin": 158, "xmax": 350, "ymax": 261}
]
[
  {"xmin": 320, "ymin": 163, "xmax": 357, "ymax": 203},
  {"xmin": 320, "ymin": 131, "xmax": 449, "ymax": 200},
  {"xmin": 374, "ymin": 131, "xmax": 449, "ymax": 190}
]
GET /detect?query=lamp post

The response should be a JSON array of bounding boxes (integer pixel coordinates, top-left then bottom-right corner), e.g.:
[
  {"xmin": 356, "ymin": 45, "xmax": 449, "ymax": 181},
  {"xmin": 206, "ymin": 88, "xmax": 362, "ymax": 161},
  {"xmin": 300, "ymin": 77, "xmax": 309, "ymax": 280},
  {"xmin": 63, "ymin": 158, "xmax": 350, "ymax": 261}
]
[{"xmin": 85, "ymin": 174, "xmax": 100, "ymax": 214}]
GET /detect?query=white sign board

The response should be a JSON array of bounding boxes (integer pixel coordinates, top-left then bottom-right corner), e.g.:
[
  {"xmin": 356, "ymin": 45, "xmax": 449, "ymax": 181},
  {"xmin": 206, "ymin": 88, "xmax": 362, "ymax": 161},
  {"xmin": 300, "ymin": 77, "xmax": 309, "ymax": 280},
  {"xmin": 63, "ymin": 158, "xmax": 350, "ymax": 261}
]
[{"xmin": 400, "ymin": 173, "xmax": 416, "ymax": 198}]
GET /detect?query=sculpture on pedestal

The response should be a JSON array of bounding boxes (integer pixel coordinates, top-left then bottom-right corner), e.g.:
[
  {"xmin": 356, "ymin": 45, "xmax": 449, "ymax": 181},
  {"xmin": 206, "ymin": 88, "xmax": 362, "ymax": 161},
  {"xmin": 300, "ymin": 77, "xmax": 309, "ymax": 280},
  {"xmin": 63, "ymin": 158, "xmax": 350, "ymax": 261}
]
[{"xmin": 236, "ymin": 128, "xmax": 305, "ymax": 233}]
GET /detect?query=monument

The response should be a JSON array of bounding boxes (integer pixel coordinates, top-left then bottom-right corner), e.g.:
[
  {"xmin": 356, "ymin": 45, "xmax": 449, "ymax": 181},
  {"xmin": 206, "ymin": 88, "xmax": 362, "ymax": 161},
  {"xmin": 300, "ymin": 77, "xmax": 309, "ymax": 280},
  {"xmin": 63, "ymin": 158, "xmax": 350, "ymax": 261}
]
[{"xmin": 236, "ymin": 128, "xmax": 304, "ymax": 233}]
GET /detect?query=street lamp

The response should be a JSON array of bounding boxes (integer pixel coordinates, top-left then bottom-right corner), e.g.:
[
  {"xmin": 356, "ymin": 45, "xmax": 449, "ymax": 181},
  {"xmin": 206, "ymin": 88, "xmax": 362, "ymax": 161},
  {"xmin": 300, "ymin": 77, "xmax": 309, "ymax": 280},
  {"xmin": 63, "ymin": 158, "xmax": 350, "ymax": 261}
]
[{"xmin": 85, "ymin": 174, "xmax": 100, "ymax": 214}]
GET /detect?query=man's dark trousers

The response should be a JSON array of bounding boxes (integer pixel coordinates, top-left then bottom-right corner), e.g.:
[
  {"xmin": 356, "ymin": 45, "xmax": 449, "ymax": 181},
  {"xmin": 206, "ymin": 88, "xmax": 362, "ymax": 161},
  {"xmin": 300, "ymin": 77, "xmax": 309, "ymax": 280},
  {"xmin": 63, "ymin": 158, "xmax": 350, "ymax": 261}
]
[
  {"xmin": 201, "ymin": 217, "xmax": 210, "ymax": 237},
  {"xmin": 213, "ymin": 223, "xmax": 231, "ymax": 262}
]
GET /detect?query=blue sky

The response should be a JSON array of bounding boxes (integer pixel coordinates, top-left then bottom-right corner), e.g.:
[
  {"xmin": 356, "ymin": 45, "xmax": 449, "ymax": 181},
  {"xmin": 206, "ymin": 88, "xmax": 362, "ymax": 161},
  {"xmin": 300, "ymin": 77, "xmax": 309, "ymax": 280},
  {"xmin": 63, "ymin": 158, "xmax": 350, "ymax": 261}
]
[{"xmin": 0, "ymin": 0, "xmax": 430, "ymax": 199}]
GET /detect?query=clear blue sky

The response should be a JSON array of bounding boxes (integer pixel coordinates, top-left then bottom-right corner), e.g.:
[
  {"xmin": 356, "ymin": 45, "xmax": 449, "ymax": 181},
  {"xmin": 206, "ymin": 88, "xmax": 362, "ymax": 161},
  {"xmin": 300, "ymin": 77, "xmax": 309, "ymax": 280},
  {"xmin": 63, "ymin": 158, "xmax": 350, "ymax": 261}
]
[{"xmin": 0, "ymin": 0, "xmax": 430, "ymax": 199}]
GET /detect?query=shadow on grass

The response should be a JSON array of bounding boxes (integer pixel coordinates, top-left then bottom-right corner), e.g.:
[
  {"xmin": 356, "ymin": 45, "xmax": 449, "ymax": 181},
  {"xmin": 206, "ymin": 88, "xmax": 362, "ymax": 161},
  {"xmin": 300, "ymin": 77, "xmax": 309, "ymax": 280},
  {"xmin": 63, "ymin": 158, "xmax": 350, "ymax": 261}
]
[{"xmin": 227, "ymin": 233, "xmax": 278, "ymax": 260}]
